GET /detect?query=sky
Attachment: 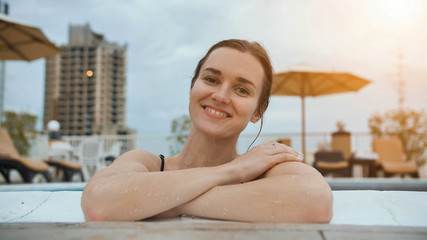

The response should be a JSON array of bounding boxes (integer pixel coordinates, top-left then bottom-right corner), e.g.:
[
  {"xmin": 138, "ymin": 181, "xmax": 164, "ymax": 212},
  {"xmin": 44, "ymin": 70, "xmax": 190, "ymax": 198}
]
[{"xmin": 4, "ymin": 0, "xmax": 427, "ymax": 143}]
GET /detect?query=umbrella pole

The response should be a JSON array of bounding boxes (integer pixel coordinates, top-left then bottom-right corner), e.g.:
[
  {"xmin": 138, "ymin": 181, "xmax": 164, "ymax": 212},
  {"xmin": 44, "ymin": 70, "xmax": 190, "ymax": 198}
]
[{"xmin": 301, "ymin": 96, "xmax": 306, "ymax": 160}]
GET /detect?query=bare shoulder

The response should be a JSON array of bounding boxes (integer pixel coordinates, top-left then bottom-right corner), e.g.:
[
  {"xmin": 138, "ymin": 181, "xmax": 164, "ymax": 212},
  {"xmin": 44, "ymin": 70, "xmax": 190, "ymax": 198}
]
[
  {"xmin": 263, "ymin": 161, "xmax": 323, "ymax": 179},
  {"xmin": 105, "ymin": 149, "xmax": 162, "ymax": 173}
]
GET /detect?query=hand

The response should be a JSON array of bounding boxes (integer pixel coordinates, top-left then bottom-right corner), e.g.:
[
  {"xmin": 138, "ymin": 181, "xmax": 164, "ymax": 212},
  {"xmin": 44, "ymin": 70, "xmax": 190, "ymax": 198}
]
[{"xmin": 224, "ymin": 142, "xmax": 304, "ymax": 184}]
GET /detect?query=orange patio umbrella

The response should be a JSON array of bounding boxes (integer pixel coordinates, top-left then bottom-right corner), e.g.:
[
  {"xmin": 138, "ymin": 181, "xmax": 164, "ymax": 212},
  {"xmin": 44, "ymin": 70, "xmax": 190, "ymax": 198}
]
[
  {"xmin": 0, "ymin": 13, "xmax": 61, "ymax": 121},
  {"xmin": 0, "ymin": 13, "xmax": 60, "ymax": 61},
  {"xmin": 271, "ymin": 63, "xmax": 371, "ymax": 157}
]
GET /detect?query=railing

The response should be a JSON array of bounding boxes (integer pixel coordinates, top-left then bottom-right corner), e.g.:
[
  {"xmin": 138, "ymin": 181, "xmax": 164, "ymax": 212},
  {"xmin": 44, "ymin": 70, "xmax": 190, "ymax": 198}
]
[
  {"xmin": 24, "ymin": 132, "xmax": 427, "ymax": 181},
  {"xmin": 30, "ymin": 132, "xmax": 373, "ymax": 165},
  {"xmin": 238, "ymin": 132, "xmax": 373, "ymax": 165},
  {"xmin": 137, "ymin": 132, "xmax": 374, "ymax": 165},
  {"xmin": 31, "ymin": 134, "xmax": 138, "ymax": 160},
  {"xmin": 63, "ymin": 134, "xmax": 138, "ymax": 155}
]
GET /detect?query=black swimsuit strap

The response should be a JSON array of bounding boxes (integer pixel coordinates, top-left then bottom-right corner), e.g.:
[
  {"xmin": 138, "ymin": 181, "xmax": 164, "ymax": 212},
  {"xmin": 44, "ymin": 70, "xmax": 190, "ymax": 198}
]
[{"xmin": 159, "ymin": 154, "xmax": 165, "ymax": 172}]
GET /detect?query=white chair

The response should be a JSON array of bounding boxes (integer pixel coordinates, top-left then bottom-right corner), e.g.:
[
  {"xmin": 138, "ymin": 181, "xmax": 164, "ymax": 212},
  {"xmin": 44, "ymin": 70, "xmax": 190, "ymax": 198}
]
[
  {"xmin": 101, "ymin": 141, "xmax": 123, "ymax": 166},
  {"xmin": 48, "ymin": 140, "xmax": 75, "ymax": 161},
  {"xmin": 77, "ymin": 138, "xmax": 104, "ymax": 180},
  {"xmin": 45, "ymin": 140, "xmax": 83, "ymax": 182}
]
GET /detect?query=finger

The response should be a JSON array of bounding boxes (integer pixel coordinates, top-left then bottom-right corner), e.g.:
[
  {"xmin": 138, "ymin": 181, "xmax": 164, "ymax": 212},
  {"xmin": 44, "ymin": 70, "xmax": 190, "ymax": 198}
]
[
  {"xmin": 272, "ymin": 142, "xmax": 303, "ymax": 158},
  {"xmin": 265, "ymin": 141, "xmax": 293, "ymax": 152},
  {"xmin": 261, "ymin": 141, "xmax": 283, "ymax": 153},
  {"xmin": 263, "ymin": 142, "xmax": 304, "ymax": 161},
  {"xmin": 267, "ymin": 153, "xmax": 303, "ymax": 166},
  {"xmin": 275, "ymin": 152, "xmax": 304, "ymax": 162},
  {"xmin": 266, "ymin": 141, "xmax": 280, "ymax": 149}
]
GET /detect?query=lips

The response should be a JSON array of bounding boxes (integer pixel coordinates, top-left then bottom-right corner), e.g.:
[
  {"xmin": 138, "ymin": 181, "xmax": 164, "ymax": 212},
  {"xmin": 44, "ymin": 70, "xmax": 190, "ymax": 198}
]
[{"xmin": 202, "ymin": 105, "xmax": 231, "ymax": 118}]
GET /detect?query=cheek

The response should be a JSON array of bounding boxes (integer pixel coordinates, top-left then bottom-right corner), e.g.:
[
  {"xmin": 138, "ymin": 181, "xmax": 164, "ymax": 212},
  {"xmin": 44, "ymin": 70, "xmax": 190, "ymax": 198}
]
[
  {"xmin": 236, "ymin": 98, "xmax": 259, "ymax": 119},
  {"xmin": 189, "ymin": 81, "xmax": 206, "ymax": 110},
  {"xmin": 189, "ymin": 88, "xmax": 198, "ymax": 110},
  {"xmin": 189, "ymin": 79, "xmax": 199, "ymax": 95},
  {"xmin": 190, "ymin": 79, "xmax": 205, "ymax": 96}
]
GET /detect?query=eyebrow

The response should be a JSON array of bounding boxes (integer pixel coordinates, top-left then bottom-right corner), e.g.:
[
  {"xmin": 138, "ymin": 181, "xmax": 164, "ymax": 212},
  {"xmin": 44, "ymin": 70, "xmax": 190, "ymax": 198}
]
[
  {"xmin": 203, "ymin": 67, "xmax": 222, "ymax": 75},
  {"xmin": 203, "ymin": 67, "xmax": 256, "ymax": 88},
  {"xmin": 236, "ymin": 77, "xmax": 255, "ymax": 89}
]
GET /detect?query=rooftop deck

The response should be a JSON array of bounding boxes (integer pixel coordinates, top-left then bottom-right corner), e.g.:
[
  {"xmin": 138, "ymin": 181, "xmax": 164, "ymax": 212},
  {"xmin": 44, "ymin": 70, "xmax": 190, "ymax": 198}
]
[
  {"xmin": 1, "ymin": 222, "xmax": 426, "ymax": 240},
  {"xmin": 1, "ymin": 180, "xmax": 427, "ymax": 239},
  {"xmin": 2, "ymin": 132, "xmax": 426, "ymax": 239}
]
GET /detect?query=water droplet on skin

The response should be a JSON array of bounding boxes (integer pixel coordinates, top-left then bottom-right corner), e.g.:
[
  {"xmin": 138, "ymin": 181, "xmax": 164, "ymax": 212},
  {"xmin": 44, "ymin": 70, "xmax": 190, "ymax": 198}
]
[
  {"xmin": 222, "ymin": 208, "xmax": 228, "ymax": 216},
  {"xmin": 176, "ymin": 197, "xmax": 180, "ymax": 201},
  {"xmin": 306, "ymin": 192, "xmax": 310, "ymax": 195}
]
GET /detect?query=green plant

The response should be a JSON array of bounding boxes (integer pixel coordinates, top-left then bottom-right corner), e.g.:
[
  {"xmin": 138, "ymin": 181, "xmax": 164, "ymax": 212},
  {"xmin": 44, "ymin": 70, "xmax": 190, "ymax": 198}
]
[
  {"xmin": 1, "ymin": 111, "xmax": 38, "ymax": 156},
  {"xmin": 167, "ymin": 114, "xmax": 192, "ymax": 156},
  {"xmin": 368, "ymin": 108, "xmax": 427, "ymax": 165}
]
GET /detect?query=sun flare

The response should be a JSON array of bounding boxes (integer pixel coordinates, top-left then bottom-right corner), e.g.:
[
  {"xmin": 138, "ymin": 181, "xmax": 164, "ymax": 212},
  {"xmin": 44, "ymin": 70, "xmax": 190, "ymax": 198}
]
[
  {"xmin": 381, "ymin": 0, "xmax": 418, "ymax": 19},
  {"xmin": 371, "ymin": 0, "xmax": 421, "ymax": 27}
]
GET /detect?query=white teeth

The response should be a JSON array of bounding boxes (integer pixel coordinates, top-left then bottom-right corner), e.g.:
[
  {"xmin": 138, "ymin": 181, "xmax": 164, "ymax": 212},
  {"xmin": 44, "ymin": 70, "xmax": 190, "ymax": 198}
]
[{"xmin": 206, "ymin": 107, "xmax": 228, "ymax": 117}]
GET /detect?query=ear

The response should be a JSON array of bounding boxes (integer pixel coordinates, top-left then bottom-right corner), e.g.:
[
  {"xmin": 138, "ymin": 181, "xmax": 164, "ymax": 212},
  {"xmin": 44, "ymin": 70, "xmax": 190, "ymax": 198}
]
[{"xmin": 250, "ymin": 113, "xmax": 261, "ymax": 123}]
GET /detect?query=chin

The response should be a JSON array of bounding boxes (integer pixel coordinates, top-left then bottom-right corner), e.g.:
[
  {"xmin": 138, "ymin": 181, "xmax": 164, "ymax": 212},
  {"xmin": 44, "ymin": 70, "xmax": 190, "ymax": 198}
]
[{"xmin": 196, "ymin": 122, "xmax": 246, "ymax": 139}]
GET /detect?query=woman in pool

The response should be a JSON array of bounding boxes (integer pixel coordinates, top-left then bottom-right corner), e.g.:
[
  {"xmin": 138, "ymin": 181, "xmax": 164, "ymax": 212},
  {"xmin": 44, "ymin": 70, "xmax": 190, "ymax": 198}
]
[{"xmin": 81, "ymin": 39, "xmax": 333, "ymax": 223}]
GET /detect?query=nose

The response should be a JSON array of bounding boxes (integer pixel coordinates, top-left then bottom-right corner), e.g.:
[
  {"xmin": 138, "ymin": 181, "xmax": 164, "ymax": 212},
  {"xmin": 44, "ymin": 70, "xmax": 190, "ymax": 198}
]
[{"xmin": 212, "ymin": 86, "xmax": 230, "ymax": 104}]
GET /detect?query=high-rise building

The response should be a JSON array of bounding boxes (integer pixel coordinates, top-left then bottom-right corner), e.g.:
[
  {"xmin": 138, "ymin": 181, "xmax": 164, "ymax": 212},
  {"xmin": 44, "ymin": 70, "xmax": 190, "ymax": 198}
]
[{"xmin": 43, "ymin": 24, "xmax": 128, "ymax": 136}]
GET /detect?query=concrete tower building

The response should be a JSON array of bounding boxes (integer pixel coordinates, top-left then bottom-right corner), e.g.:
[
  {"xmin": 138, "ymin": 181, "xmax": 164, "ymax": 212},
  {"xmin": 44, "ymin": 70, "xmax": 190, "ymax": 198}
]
[{"xmin": 43, "ymin": 24, "xmax": 128, "ymax": 135}]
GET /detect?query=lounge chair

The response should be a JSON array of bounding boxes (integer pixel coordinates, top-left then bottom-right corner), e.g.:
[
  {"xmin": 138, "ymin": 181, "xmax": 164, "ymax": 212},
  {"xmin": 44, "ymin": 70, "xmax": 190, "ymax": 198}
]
[
  {"xmin": 0, "ymin": 128, "xmax": 52, "ymax": 183},
  {"xmin": 44, "ymin": 159, "xmax": 84, "ymax": 182},
  {"xmin": 276, "ymin": 138, "xmax": 291, "ymax": 147},
  {"xmin": 313, "ymin": 151, "xmax": 351, "ymax": 177},
  {"xmin": 44, "ymin": 140, "xmax": 84, "ymax": 182},
  {"xmin": 373, "ymin": 137, "xmax": 419, "ymax": 178},
  {"xmin": 331, "ymin": 131, "xmax": 352, "ymax": 160}
]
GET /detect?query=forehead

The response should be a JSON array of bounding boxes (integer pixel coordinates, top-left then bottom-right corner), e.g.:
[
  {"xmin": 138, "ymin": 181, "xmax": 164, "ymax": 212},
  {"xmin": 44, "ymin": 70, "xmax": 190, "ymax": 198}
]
[{"xmin": 202, "ymin": 47, "xmax": 265, "ymax": 86}]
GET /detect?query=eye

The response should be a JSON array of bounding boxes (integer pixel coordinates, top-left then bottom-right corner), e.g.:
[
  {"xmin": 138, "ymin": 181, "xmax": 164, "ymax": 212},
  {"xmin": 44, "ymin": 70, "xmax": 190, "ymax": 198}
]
[
  {"xmin": 235, "ymin": 87, "xmax": 250, "ymax": 96},
  {"xmin": 203, "ymin": 76, "xmax": 218, "ymax": 85}
]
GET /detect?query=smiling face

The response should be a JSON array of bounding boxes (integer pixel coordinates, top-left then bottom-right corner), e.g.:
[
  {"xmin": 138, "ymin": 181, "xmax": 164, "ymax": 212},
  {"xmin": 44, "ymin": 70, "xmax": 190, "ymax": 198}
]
[{"xmin": 189, "ymin": 47, "xmax": 265, "ymax": 138}]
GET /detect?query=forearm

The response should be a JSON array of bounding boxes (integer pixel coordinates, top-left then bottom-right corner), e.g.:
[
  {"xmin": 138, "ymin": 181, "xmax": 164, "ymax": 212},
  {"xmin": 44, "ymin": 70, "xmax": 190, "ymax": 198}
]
[
  {"xmin": 82, "ymin": 165, "xmax": 234, "ymax": 221},
  {"xmin": 177, "ymin": 164, "xmax": 333, "ymax": 223}
]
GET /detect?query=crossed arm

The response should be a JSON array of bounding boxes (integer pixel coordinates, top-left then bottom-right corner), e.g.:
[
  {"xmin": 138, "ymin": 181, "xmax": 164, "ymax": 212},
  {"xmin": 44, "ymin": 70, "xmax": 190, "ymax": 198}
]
[
  {"xmin": 156, "ymin": 162, "xmax": 333, "ymax": 223},
  {"xmin": 81, "ymin": 147, "xmax": 333, "ymax": 223}
]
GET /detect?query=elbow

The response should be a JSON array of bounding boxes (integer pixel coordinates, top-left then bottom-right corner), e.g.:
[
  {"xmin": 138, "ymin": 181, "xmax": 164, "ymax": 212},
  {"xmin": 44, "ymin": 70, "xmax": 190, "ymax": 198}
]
[
  {"xmin": 81, "ymin": 186, "xmax": 109, "ymax": 221},
  {"xmin": 83, "ymin": 206, "xmax": 108, "ymax": 222},
  {"xmin": 271, "ymin": 184, "xmax": 333, "ymax": 223},
  {"xmin": 307, "ymin": 187, "xmax": 334, "ymax": 223},
  {"xmin": 81, "ymin": 184, "xmax": 152, "ymax": 222}
]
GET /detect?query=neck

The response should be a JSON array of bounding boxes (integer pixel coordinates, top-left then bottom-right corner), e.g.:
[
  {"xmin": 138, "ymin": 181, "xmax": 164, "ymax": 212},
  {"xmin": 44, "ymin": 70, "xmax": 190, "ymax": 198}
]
[{"xmin": 171, "ymin": 126, "xmax": 239, "ymax": 169}]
